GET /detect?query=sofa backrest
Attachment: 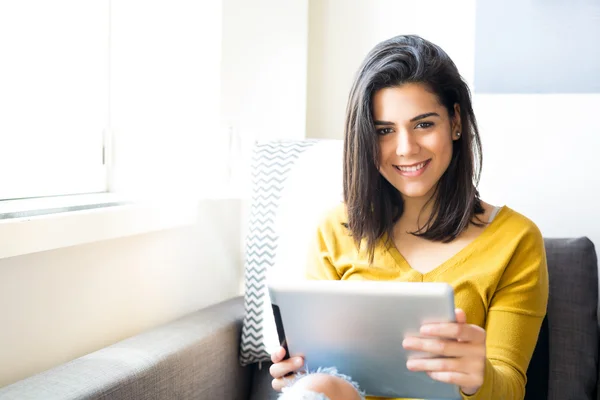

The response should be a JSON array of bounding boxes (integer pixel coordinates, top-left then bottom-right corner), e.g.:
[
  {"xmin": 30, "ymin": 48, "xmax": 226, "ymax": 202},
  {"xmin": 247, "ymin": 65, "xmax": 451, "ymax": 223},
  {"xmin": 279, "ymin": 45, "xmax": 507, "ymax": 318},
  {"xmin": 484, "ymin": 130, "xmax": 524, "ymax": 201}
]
[
  {"xmin": 0, "ymin": 297, "xmax": 252, "ymax": 400},
  {"xmin": 526, "ymin": 238, "xmax": 599, "ymax": 400}
]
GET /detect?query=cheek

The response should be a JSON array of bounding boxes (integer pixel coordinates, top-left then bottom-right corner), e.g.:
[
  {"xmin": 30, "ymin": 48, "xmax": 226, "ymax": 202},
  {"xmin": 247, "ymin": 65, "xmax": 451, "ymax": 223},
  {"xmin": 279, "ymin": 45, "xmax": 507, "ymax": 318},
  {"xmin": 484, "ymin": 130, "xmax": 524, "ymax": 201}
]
[
  {"xmin": 377, "ymin": 140, "xmax": 387, "ymax": 165},
  {"xmin": 378, "ymin": 139, "xmax": 396, "ymax": 161},
  {"xmin": 439, "ymin": 142, "xmax": 454, "ymax": 163},
  {"xmin": 426, "ymin": 134, "xmax": 453, "ymax": 162},
  {"xmin": 378, "ymin": 143, "xmax": 395, "ymax": 176}
]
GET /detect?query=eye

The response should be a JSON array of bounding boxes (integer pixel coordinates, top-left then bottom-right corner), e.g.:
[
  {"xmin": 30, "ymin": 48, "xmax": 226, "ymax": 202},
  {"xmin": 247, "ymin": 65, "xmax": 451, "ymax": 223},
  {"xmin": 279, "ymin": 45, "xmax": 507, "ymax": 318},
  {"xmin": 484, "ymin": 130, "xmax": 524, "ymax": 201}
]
[
  {"xmin": 376, "ymin": 127, "xmax": 394, "ymax": 135},
  {"xmin": 415, "ymin": 122, "xmax": 434, "ymax": 129}
]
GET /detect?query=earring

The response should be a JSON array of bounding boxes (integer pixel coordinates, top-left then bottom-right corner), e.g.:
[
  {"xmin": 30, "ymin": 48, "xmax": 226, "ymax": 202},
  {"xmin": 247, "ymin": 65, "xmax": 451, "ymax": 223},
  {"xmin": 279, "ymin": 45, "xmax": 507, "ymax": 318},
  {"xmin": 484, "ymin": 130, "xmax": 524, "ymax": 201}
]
[{"xmin": 456, "ymin": 132, "xmax": 461, "ymax": 138}]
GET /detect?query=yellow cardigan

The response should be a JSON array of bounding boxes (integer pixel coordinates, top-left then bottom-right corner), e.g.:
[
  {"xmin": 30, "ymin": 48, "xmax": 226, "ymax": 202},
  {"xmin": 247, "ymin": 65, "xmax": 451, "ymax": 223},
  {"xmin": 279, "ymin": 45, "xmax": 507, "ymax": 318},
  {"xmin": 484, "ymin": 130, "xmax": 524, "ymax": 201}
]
[{"xmin": 306, "ymin": 204, "xmax": 549, "ymax": 400}]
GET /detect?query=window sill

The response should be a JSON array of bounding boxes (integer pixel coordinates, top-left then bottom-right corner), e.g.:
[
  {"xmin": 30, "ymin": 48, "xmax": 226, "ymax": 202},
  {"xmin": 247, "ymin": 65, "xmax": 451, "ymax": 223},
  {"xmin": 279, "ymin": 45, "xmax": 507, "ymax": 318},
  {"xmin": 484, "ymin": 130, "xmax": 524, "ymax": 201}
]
[{"xmin": 0, "ymin": 193, "xmax": 200, "ymax": 260}]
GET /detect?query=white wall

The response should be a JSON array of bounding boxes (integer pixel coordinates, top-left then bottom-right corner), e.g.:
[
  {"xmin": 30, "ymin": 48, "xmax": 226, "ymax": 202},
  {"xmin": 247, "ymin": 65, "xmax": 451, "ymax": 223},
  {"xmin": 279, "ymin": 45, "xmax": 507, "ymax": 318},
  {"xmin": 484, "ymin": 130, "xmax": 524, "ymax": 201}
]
[
  {"xmin": 221, "ymin": 0, "xmax": 310, "ymax": 248},
  {"xmin": 306, "ymin": 0, "xmax": 600, "ymax": 251},
  {"xmin": 0, "ymin": 199, "xmax": 243, "ymax": 388},
  {"xmin": 475, "ymin": 94, "xmax": 600, "ymax": 249},
  {"xmin": 221, "ymin": 0, "xmax": 309, "ymax": 143},
  {"xmin": 307, "ymin": 0, "xmax": 476, "ymax": 140}
]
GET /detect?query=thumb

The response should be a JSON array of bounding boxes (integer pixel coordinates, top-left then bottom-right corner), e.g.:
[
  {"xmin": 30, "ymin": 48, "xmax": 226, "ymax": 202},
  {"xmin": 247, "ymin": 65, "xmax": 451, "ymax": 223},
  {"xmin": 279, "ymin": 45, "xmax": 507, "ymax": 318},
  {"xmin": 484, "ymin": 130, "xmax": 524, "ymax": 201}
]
[
  {"xmin": 455, "ymin": 308, "xmax": 467, "ymax": 324},
  {"xmin": 271, "ymin": 346, "xmax": 286, "ymax": 363}
]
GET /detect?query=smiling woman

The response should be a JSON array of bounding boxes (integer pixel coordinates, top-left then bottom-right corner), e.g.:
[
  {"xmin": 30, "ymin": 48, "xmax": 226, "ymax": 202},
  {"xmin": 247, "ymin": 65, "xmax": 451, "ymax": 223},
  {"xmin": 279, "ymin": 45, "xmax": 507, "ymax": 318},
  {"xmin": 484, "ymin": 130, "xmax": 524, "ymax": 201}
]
[{"xmin": 269, "ymin": 34, "xmax": 548, "ymax": 400}]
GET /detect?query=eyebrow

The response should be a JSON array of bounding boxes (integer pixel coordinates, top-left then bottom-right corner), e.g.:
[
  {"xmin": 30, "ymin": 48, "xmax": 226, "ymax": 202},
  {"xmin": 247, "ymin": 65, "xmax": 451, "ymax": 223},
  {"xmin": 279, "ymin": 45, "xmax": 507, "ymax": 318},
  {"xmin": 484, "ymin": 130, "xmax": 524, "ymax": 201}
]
[{"xmin": 373, "ymin": 112, "xmax": 440, "ymax": 125}]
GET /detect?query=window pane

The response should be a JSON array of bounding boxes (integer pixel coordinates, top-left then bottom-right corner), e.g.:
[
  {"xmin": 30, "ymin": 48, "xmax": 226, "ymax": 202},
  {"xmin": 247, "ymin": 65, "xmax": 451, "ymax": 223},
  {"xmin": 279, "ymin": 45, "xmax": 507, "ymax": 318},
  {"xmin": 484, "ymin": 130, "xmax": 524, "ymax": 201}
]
[{"xmin": 0, "ymin": 0, "xmax": 108, "ymax": 200}]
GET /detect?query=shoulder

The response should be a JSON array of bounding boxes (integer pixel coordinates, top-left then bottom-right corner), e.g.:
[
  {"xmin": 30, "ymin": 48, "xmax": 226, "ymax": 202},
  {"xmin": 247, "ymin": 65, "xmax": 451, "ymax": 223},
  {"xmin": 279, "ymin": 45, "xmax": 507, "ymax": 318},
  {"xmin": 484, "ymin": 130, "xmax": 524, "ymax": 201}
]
[
  {"xmin": 495, "ymin": 206, "xmax": 544, "ymax": 244},
  {"xmin": 314, "ymin": 202, "xmax": 356, "ymax": 249},
  {"xmin": 482, "ymin": 205, "xmax": 547, "ymax": 275},
  {"xmin": 492, "ymin": 206, "xmax": 548, "ymax": 279},
  {"xmin": 316, "ymin": 202, "xmax": 350, "ymax": 233}
]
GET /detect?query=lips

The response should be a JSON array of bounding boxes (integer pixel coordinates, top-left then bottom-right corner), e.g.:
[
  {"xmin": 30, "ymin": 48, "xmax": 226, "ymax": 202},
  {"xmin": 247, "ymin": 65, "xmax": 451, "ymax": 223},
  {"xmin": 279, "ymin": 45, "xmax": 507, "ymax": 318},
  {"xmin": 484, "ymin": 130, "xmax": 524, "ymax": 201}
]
[{"xmin": 394, "ymin": 159, "xmax": 430, "ymax": 172}]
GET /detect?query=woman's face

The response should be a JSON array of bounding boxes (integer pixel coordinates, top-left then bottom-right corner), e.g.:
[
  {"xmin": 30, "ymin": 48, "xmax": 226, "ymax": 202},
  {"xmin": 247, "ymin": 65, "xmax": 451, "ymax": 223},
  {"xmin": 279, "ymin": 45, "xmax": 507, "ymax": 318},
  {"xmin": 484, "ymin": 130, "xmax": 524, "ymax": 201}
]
[{"xmin": 373, "ymin": 83, "xmax": 461, "ymax": 201}]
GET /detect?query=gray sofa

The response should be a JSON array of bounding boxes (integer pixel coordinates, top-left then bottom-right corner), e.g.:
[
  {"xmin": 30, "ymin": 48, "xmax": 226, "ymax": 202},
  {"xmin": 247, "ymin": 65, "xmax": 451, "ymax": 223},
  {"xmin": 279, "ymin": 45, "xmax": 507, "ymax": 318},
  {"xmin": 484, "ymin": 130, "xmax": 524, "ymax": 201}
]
[{"xmin": 0, "ymin": 238, "xmax": 598, "ymax": 400}]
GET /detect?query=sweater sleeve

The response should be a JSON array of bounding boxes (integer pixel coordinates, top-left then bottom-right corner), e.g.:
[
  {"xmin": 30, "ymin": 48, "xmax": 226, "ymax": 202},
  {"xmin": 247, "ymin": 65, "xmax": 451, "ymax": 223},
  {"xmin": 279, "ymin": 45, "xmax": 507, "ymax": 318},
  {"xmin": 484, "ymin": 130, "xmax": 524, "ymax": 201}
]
[{"xmin": 462, "ymin": 225, "xmax": 549, "ymax": 400}]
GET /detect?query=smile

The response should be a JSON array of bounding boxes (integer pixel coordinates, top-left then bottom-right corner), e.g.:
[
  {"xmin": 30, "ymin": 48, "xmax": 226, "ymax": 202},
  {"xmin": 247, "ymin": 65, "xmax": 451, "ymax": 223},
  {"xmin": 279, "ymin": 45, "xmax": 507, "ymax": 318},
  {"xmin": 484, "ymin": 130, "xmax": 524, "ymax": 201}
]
[{"xmin": 393, "ymin": 159, "xmax": 431, "ymax": 176}]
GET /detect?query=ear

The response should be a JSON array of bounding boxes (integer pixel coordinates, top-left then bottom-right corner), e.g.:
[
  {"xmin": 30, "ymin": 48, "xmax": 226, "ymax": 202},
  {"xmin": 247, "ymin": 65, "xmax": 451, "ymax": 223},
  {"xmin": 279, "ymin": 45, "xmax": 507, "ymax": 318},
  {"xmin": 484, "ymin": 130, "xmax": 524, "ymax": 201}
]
[{"xmin": 451, "ymin": 103, "xmax": 462, "ymax": 140}]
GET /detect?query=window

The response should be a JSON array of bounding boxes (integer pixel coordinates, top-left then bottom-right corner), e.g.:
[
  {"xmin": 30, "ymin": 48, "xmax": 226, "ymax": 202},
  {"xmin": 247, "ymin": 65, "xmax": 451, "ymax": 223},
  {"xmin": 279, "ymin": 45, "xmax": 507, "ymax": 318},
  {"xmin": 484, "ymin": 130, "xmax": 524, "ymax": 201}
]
[{"xmin": 0, "ymin": 1, "xmax": 109, "ymax": 201}]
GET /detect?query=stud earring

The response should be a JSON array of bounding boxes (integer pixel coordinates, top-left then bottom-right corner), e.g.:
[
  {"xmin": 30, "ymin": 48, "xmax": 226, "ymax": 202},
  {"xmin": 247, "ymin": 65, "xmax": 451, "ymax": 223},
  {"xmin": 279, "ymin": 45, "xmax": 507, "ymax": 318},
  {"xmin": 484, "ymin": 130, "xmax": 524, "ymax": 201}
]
[{"xmin": 456, "ymin": 132, "xmax": 461, "ymax": 138}]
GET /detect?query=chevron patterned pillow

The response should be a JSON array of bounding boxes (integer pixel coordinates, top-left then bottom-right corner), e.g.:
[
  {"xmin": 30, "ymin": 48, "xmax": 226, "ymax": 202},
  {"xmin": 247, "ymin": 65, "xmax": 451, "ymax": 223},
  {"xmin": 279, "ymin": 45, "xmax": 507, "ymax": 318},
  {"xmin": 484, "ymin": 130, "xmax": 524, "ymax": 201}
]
[{"xmin": 239, "ymin": 139, "xmax": 343, "ymax": 366}]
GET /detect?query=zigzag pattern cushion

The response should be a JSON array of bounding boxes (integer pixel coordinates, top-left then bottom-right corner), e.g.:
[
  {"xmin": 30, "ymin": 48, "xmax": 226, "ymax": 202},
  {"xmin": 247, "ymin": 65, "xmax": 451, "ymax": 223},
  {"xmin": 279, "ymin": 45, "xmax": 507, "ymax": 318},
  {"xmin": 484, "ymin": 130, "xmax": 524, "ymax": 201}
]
[{"xmin": 239, "ymin": 139, "xmax": 344, "ymax": 365}]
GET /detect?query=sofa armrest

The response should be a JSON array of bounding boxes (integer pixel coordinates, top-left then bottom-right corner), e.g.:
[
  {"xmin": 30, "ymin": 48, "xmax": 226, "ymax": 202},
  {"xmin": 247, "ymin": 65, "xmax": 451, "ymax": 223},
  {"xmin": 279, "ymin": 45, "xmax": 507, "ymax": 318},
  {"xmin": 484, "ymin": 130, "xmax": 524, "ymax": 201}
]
[{"xmin": 0, "ymin": 296, "xmax": 251, "ymax": 400}]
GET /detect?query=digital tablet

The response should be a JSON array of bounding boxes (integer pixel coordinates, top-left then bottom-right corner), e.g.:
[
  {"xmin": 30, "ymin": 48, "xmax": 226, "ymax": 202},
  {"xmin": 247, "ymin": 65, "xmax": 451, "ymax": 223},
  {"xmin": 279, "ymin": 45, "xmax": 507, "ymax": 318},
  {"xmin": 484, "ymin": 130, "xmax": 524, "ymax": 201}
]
[{"xmin": 268, "ymin": 279, "xmax": 460, "ymax": 399}]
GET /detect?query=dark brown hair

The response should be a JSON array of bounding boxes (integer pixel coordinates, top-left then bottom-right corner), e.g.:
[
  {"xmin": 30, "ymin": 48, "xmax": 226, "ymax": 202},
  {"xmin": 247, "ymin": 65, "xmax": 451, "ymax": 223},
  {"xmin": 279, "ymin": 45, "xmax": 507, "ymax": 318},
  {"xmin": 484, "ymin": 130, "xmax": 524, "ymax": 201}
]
[{"xmin": 343, "ymin": 34, "xmax": 484, "ymax": 261}]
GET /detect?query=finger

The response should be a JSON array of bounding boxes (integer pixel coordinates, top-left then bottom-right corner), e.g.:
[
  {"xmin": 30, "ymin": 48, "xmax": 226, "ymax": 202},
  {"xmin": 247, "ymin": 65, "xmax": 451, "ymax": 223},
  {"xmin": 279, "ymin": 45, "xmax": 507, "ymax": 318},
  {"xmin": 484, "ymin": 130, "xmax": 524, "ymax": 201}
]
[
  {"xmin": 269, "ymin": 356, "xmax": 304, "ymax": 379},
  {"xmin": 403, "ymin": 337, "xmax": 485, "ymax": 358},
  {"xmin": 407, "ymin": 357, "xmax": 483, "ymax": 374},
  {"xmin": 455, "ymin": 308, "xmax": 467, "ymax": 324},
  {"xmin": 427, "ymin": 371, "xmax": 484, "ymax": 390},
  {"xmin": 271, "ymin": 346, "xmax": 287, "ymax": 364},
  {"xmin": 419, "ymin": 322, "xmax": 486, "ymax": 343},
  {"xmin": 453, "ymin": 309, "xmax": 468, "ymax": 342},
  {"xmin": 272, "ymin": 378, "xmax": 285, "ymax": 392},
  {"xmin": 272, "ymin": 374, "xmax": 299, "ymax": 392}
]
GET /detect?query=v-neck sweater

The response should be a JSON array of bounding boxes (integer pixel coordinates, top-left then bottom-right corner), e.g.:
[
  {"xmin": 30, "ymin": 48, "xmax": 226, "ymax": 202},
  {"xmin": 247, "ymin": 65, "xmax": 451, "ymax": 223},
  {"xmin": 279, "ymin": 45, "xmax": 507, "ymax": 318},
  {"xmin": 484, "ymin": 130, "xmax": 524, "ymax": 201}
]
[{"xmin": 306, "ymin": 203, "xmax": 549, "ymax": 400}]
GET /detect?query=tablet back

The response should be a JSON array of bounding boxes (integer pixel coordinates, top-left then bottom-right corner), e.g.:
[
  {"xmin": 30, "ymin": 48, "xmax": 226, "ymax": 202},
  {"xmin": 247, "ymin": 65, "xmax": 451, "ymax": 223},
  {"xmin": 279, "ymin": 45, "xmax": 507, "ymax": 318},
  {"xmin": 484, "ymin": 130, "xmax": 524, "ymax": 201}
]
[{"xmin": 269, "ymin": 280, "xmax": 461, "ymax": 399}]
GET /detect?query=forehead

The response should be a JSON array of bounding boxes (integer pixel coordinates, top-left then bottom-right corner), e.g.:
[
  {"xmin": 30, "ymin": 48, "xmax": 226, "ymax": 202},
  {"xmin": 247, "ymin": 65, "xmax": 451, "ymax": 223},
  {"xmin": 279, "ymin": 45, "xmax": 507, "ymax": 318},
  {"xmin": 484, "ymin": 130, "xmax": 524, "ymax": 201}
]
[{"xmin": 372, "ymin": 83, "xmax": 445, "ymax": 120}]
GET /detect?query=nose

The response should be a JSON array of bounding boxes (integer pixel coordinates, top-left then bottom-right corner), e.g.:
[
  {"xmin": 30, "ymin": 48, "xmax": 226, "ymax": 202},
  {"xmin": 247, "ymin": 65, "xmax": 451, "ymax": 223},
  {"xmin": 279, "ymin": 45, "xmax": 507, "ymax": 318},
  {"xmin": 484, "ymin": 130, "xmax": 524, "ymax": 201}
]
[{"xmin": 395, "ymin": 130, "xmax": 420, "ymax": 157}]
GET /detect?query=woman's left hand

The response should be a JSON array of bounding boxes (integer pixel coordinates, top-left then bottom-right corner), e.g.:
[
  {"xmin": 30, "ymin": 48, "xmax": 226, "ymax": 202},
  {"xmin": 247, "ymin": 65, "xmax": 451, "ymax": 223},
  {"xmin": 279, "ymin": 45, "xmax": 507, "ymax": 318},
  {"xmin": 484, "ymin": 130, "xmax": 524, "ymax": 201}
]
[{"xmin": 402, "ymin": 308, "xmax": 486, "ymax": 396}]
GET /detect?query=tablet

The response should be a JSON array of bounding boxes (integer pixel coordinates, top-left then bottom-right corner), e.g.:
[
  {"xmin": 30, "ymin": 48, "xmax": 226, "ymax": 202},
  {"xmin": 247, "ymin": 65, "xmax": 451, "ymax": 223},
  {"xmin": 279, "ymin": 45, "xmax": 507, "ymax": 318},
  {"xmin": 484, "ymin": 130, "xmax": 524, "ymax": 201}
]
[{"xmin": 268, "ymin": 279, "xmax": 460, "ymax": 399}]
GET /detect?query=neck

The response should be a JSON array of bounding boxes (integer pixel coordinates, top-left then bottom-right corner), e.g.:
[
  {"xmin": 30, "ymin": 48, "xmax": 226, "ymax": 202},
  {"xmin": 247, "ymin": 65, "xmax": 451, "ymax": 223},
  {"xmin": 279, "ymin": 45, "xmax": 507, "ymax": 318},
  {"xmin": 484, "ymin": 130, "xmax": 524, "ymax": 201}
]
[{"xmin": 398, "ymin": 194, "xmax": 435, "ymax": 233}]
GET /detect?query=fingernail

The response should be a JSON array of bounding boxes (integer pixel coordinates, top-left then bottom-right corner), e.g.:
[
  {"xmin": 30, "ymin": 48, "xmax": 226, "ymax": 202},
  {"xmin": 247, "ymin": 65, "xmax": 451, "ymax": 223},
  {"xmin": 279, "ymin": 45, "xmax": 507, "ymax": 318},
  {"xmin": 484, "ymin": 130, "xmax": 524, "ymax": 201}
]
[
  {"xmin": 403, "ymin": 338, "xmax": 415, "ymax": 347},
  {"xmin": 406, "ymin": 360, "xmax": 416, "ymax": 370},
  {"xmin": 294, "ymin": 357, "xmax": 303, "ymax": 366}
]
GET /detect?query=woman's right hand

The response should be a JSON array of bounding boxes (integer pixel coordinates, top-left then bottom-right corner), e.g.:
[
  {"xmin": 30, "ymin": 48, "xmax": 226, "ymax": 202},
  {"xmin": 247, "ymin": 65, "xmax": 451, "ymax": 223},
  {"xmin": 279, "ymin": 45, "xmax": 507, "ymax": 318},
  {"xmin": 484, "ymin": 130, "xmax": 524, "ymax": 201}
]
[{"xmin": 269, "ymin": 346, "xmax": 305, "ymax": 391}]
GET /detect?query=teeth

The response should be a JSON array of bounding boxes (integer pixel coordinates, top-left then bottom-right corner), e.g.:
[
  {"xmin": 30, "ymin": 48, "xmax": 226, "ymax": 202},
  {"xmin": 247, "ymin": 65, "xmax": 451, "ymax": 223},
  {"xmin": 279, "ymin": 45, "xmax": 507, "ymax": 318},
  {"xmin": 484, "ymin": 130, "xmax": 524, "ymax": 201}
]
[{"xmin": 397, "ymin": 161, "xmax": 426, "ymax": 172}]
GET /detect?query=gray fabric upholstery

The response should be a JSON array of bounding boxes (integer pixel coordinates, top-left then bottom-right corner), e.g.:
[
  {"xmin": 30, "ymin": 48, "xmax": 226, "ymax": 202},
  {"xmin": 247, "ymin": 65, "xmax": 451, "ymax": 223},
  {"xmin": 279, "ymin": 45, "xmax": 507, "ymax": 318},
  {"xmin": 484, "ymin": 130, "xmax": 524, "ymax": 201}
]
[
  {"xmin": 0, "ymin": 297, "xmax": 251, "ymax": 400},
  {"xmin": 545, "ymin": 238, "xmax": 599, "ymax": 400}
]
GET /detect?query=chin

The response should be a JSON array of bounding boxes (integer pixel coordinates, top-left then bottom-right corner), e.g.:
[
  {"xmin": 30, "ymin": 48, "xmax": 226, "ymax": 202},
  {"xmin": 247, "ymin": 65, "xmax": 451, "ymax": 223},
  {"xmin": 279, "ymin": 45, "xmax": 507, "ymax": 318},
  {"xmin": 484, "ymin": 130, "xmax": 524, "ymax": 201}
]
[
  {"xmin": 396, "ymin": 184, "xmax": 435, "ymax": 200},
  {"xmin": 399, "ymin": 191, "xmax": 431, "ymax": 199},
  {"xmin": 381, "ymin": 171, "xmax": 437, "ymax": 201}
]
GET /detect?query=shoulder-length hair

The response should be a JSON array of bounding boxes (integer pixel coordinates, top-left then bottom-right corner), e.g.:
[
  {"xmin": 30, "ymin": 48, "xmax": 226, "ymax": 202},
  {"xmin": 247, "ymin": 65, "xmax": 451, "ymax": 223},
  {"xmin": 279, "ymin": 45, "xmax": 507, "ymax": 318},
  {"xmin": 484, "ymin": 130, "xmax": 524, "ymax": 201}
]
[{"xmin": 343, "ymin": 34, "xmax": 484, "ymax": 261}]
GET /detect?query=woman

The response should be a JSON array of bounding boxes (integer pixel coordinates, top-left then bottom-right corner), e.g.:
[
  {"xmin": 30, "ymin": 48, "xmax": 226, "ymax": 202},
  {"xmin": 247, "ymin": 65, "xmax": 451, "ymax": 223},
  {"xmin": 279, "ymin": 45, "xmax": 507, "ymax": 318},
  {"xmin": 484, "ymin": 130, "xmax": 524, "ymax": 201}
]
[{"xmin": 270, "ymin": 35, "xmax": 548, "ymax": 400}]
